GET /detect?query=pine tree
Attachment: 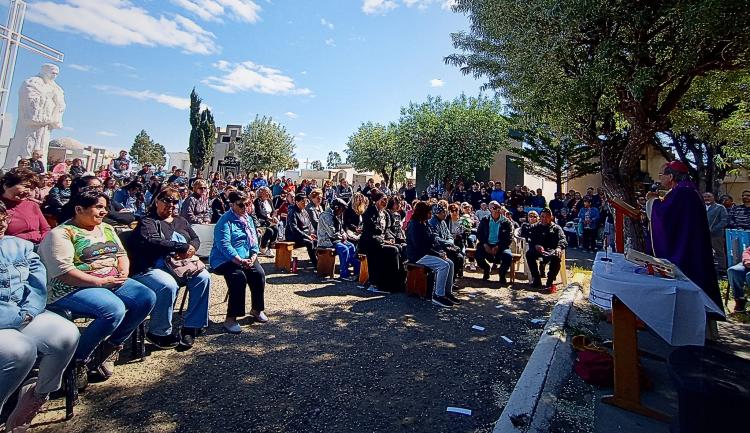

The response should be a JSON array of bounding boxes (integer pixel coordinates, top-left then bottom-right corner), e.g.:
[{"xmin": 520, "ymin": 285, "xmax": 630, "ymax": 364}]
[{"xmin": 130, "ymin": 130, "xmax": 166, "ymax": 166}]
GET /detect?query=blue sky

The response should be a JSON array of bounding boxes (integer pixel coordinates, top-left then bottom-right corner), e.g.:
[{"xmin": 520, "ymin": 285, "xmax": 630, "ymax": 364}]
[{"xmin": 1, "ymin": 0, "xmax": 485, "ymax": 164}]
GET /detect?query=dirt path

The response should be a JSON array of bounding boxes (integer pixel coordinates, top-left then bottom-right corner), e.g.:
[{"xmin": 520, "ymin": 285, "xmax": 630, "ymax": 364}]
[{"xmin": 32, "ymin": 256, "xmax": 559, "ymax": 433}]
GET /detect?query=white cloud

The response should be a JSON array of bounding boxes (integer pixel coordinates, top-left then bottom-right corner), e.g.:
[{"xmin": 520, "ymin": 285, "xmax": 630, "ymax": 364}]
[
  {"xmin": 69, "ymin": 64, "xmax": 93, "ymax": 72},
  {"xmin": 363, "ymin": 0, "xmax": 455, "ymax": 14},
  {"xmin": 284, "ymin": 112, "xmax": 298, "ymax": 119},
  {"xmin": 297, "ymin": 132, "xmax": 306, "ymax": 137},
  {"xmin": 430, "ymin": 78, "xmax": 445, "ymax": 87},
  {"xmin": 320, "ymin": 18, "xmax": 334, "ymax": 30},
  {"xmin": 112, "ymin": 62, "xmax": 136, "ymax": 71},
  {"xmin": 27, "ymin": 0, "xmax": 219, "ymax": 55},
  {"xmin": 324, "ymin": 38, "xmax": 336, "ymax": 47},
  {"xmin": 362, "ymin": 0, "xmax": 398, "ymax": 14},
  {"xmin": 170, "ymin": 0, "xmax": 262, "ymax": 23},
  {"xmin": 97, "ymin": 131, "xmax": 117, "ymax": 137},
  {"xmin": 94, "ymin": 85, "xmax": 209, "ymax": 110},
  {"xmin": 202, "ymin": 60, "xmax": 313, "ymax": 96}
]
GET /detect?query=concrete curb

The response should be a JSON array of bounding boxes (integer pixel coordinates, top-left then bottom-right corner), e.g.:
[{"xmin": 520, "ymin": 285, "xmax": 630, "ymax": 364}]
[{"xmin": 493, "ymin": 283, "xmax": 583, "ymax": 433}]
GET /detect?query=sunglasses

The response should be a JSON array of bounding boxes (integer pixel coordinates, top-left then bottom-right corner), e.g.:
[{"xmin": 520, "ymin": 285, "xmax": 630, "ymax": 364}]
[
  {"xmin": 159, "ymin": 197, "xmax": 179, "ymax": 205},
  {"xmin": 233, "ymin": 202, "xmax": 248, "ymax": 208}
]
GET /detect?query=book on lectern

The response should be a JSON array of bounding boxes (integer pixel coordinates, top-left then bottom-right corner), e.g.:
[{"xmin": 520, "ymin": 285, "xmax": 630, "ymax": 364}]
[{"xmin": 624, "ymin": 247, "xmax": 677, "ymax": 279}]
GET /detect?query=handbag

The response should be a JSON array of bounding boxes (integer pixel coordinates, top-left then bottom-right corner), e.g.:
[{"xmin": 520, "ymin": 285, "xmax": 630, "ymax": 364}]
[
  {"xmin": 165, "ymin": 255, "xmax": 205, "ymax": 279},
  {"xmin": 155, "ymin": 220, "xmax": 206, "ymax": 279},
  {"xmin": 572, "ymin": 335, "xmax": 614, "ymax": 387}
]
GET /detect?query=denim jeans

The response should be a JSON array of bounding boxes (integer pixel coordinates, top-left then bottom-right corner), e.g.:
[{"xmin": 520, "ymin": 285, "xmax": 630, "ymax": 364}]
[
  {"xmin": 727, "ymin": 262, "xmax": 750, "ymax": 299},
  {"xmin": 334, "ymin": 241, "xmax": 360, "ymax": 278},
  {"xmin": 0, "ymin": 311, "xmax": 79, "ymax": 413},
  {"xmin": 417, "ymin": 255, "xmax": 454, "ymax": 297},
  {"xmin": 50, "ymin": 279, "xmax": 156, "ymax": 362},
  {"xmin": 476, "ymin": 245, "xmax": 513, "ymax": 278},
  {"xmin": 134, "ymin": 268, "xmax": 211, "ymax": 336}
]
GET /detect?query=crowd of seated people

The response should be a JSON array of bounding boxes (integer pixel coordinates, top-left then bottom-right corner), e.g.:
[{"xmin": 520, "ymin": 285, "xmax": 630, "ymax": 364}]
[{"xmin": 1, "ymin": 155, "xmax": 592, "ymax": 429}]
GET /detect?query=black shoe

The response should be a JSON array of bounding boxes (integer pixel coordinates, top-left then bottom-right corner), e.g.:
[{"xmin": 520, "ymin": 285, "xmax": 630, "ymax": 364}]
[
  {"xmin": 431, "ymin": 295, "xmax": 454, "ymax": 307},
  {"xmin": 499, "ymin": 277, "xmax": 508, "ymax": 287},
  {"xmin": 179, "ymin": 328, "xmax": 197, "ymax": 349},
  {"xmin": 446, "ymin": 293, "xmax": 461, "ymax": 305},
  {"xmin": 531, "ymin": 279, "xmax": 543, "ymax": 289},
  {"xmin": 482, "ymin": 270, "xmax": 490, "ymax": 280},
  {"xmin": 145, "ymin": 332, "xmax": 180, "ymax": 349}
]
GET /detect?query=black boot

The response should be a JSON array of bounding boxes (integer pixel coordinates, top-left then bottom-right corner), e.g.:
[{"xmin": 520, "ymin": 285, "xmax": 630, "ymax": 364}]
[{"xmin": 734, "ymin": 298, "xmax": 747, "ymax": 313}]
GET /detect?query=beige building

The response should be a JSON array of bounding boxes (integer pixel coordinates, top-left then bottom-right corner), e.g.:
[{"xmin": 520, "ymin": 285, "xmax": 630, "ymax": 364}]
[{"xmin": 47, "ymin": 137, "xmax": 116, "ymax": 173}]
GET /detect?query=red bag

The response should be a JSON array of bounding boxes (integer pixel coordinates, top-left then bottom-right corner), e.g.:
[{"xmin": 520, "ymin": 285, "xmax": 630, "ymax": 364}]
[{"xmin": 574, "ymin": 350, "xmax": 614, "ymax": 387}]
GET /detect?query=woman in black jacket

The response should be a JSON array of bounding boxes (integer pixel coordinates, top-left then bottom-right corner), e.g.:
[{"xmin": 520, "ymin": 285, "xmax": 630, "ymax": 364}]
[
  {"xmin": 406, "ymin": 201, "xmax": 460, "ymax": 307},
  {"xmin": 359, "ymin": 189, "xmax": 404, "ymax": 293},
  {"xmin": 129, "ymin": 187, "xmax": 211, "ymax": 349}
]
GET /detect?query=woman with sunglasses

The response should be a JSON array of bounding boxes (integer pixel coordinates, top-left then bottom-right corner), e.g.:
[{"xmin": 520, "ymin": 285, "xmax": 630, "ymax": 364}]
[
  {"xmin": 210, "ymin": 190, "xmax": 267, "ymax": 334},
  {"xmin": 39, "ymin": 190, "xmax": 156, "ymax": 383},
  {"xmin": 129, "ymin": 188, "xmax": 211, "ymax": 348},
  {"xmin": 180, "ymin": 179, "xmax": 211, "ymax": 225}
]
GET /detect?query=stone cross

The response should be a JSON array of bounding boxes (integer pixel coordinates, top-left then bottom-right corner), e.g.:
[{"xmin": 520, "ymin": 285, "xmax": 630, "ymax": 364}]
[{"xmin": 0, "ymin": 0, "xmax": 64, "ymax": 156}]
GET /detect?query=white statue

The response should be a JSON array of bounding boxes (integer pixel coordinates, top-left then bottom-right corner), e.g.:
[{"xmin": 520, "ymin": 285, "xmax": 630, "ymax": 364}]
[{"xmin": 2, "ymin": 63, "xmax": 65, "ymax": 170}]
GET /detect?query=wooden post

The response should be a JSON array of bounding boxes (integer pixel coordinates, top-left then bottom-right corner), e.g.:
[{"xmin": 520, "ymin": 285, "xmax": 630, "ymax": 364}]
[
  {"xmin": 607, "ymin": 197, "xmax": 640, "ymax": 253},
  {"xmin": 602, "ymin": 297, "xmax": 670, "ymax": 422},
  {"xmin": 275, "ymin": 241, "xmax": 295, "ymax": 272},
  {"xmin": 358, "ymin": 254, "xmax": 369, "ymax": 285}
]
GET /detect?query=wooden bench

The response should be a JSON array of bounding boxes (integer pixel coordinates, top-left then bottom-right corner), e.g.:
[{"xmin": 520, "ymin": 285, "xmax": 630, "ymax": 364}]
[
  {"xmin": 275, "ymin": 241, "xmax": 296, "ymax": 272},
  {"xmin": 406, "ymin": 263, "xmax": 433, "ymax": 299},
  {"xmin": 316, "ymin": 248, "xmax": 336, "ymax": 278},
  {"xmin": 358, "ymin": 254, "xmax": 369, "ymax": 285}
]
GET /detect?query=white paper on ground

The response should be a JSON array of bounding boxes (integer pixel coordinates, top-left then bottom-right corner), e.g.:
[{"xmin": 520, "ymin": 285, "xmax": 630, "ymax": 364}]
[
  {"xmin": 471, "ymin": 325, "xmax": 485, "ymax": 331},
  {"xmin": 530, "ymin": 319, "xmax": 546, "ymax": 324},
  {"xmin": 446, "ymin": 407, "xmax": 472, "ymax": 416},
  {"xmin": 495, "ymin": 305, "xmax": 503, "ymax": 309},
  {"xmin": 501, "ymin": 336, "xmax": 513, "ymax": 344}
]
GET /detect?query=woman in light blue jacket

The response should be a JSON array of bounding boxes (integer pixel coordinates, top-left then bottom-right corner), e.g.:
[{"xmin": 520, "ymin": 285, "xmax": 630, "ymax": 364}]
[
  {"xmin": 209, "ymin": 190, "xmax": 267, "ymax": 334},
  {"xmin": 0, "ymin": 202, "xmax": 79, "ymax": 432}
]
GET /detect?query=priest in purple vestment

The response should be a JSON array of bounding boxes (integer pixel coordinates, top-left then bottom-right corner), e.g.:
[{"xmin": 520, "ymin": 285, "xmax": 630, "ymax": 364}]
[{"xmin": 646, "ymin": 161, "xmax": 723, "ymax": 311}]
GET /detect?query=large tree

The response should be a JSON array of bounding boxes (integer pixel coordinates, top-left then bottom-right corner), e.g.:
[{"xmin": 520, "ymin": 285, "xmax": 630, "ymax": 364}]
[
  {"xmin": 326, "ymin": 151, "xmax": 342, "ymax": 169},
  {"xmin": 187, "ymin": 88, "xmax": 216, "ymax": 173},
  {"xmin": 130, "ymin": 129, "xmax": 166, "ymax": 166},
  {"xmin": 512, "ymin": 124, "xmax": 599, "ymax": 194},
  {"xmin": 238, "ymin": 116, "xmax": 297, "ymax": 174},
  {"xmin": 398, "ymin": 94, "xmax": 509, "ymax": 187},
  {"xmin": 345, "ymin": 121, "xmax": 410, "ymax": 189},
  {"xmin": 447, "ymin": 0, "xmax": 750, "ymax": 205},
  {"xmin": 656, "ymin": 69, "xmax": 750, "ymax": 194}
]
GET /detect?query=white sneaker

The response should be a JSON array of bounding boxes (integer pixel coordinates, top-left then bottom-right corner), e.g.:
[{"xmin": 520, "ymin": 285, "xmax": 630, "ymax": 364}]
[
  {"xmin": 252, "ymin": 310, "xmax": 269, "ymax": 323},
  {"xmin": 367, "ymin": 285, "xmax": 388, "ymax": 294},
  {"xmin": 263, "ymin": 248, "xmax": 274, "ymax": 257},
  {"xmin": 223, "ymin": 321, "xmax": 242, "ymax": 334}
]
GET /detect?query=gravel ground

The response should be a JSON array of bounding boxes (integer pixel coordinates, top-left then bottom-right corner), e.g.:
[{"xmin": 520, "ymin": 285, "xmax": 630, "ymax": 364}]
[{"xmin": 30, "ymin": 254, "xmax": 559, "ymax": 433}]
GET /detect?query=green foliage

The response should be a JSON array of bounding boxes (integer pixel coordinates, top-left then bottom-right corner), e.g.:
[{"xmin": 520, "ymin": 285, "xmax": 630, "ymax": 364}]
[
  {"xmin": 398, "ymin": 94, "xmax": 509, "ymax": 183},
  {"xmin": 238, "ymin": 116, "xmax": 296, "ymax": 174},
  {"xmin": 652, "ymin": 70, "xmax": 750, "ymax": 193},
  {"xmin": 129, "ymin": 130, "xmax": 166, "ymax": 166},
  {"xmin": 512, "ymin": 122, "xmax": 599, "ymax": 194},
  {"xmin": 310, "ymin": 160, "xmax": 324, "ymax": 171},
  {"xmin": 187, "ymin": 88, "xmax": 216, "ymax": 172},
  {"xmin": 345, "ymin": 121, "xmax": 409, "ymax": 189},
  {"xmin": 326, "ymin": 151, "xmax": 342, "ymax": 169},
  {"xmin": 447, "ymin": 0, "xmax": 750, "ymax": 201}
]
